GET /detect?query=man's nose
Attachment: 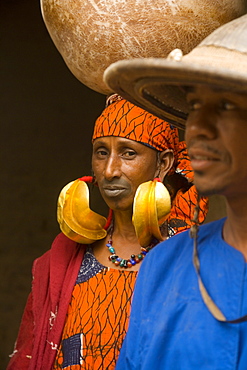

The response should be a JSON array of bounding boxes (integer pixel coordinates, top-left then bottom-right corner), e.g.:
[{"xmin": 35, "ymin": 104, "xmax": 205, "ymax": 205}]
[
  {"xmin": 104, "ymin": 154, "xmax": 121, "ymax": 180},
  {"xmin": 185, "ymin": 110, "xmax": 217, "ymax": 141}
]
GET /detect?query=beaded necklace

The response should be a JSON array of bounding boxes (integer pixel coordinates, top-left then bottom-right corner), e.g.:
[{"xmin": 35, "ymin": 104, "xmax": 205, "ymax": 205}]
[{"xmin": 106, "ymin": 225, "xmax": 159, "ymax": 269}]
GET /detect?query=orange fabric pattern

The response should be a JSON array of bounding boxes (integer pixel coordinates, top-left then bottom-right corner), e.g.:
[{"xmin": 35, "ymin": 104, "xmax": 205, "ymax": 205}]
[
  {"xmin": 167, "ymin": 140, "xmax": 208, "ymax": 234},
  {"xmin": 168, "ymin": 186, "xmax": 208, "ymax": 234},
  {"xmin": 92, "ymin": 98, "xmax": 180, "ymax": 156},
  {"xmin": 53, "ymin": 263, "xmax": 137, "ymax": 370}
]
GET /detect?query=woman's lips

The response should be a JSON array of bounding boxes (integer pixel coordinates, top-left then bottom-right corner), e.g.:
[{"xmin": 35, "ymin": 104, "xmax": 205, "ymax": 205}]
[{"xmin": 103, "ymin": 187, "xmax": 126, "ymax": 197}]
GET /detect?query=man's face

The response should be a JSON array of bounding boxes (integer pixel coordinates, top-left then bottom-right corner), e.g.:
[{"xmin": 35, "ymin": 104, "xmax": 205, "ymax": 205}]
[
  {"xmin": 185, "ymin": 85, "xmax": 247, "ymax": 199},
  {"xmin": 92, "ymin": 136, "xmax": 159, "ymax": 211}
]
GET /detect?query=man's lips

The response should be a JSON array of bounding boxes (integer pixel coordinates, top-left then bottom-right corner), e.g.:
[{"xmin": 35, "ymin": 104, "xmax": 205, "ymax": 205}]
[{"xmin": 189, "ymin": 148, "xmax": 220, "ymax": 171}]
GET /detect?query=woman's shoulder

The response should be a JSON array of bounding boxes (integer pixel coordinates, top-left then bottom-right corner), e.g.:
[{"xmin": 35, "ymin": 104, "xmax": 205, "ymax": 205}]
[{"xmin": 33, "ymin": 233, "xmax": 86, "ymax": 272}]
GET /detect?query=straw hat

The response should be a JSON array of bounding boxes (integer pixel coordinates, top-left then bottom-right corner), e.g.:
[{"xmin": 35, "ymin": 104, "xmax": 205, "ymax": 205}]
[
  {"xmin": 40, "ymin": 0, "xmax": 246, "ymax": 94},
  {"xmin": 104, "ymin": 14, "xmax": 247, "ymax": 129}
]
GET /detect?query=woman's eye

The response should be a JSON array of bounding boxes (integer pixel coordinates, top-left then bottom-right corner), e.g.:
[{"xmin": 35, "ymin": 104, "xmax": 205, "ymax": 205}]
[
  {"xmin": 123, "ymin": 150, "xmax": 136, "ymax": 158},
  {"xmin": 96, "ymin": 149, "xmax": 108, "ymax": 156}
]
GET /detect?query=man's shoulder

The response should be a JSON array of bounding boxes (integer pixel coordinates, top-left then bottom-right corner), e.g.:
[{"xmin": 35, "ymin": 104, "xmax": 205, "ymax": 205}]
[
  {"xmin": 139, "ymin": 218, "xmax": 226, "ymax": 288},
  {"xmin": 151, "ymin": 218, "xmax": 226, "ymax": 257},
  {"xmin": 146, "ymin": 228, "xmax": 192, "ymax": 270},
  {"xmin": 197, "ymin": 217, "xmax": 226, "ymax": 240},
  {"xmin": 171, "ymin": 217, "xmax": 225, "ymax": 242}
]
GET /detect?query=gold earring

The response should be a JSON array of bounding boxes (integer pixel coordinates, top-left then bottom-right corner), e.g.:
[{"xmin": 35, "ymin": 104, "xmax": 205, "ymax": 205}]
[
  {"xmin": 57, "ymin": 178, "xmax": 108, "ymax": 244},
  {"xmin": 132, "ymin": 179, "xmax": 171, "ymax": 247}
]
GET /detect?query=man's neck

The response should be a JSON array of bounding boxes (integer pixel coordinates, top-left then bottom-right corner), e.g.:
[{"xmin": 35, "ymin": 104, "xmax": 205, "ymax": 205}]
[{"xmin": 223, "ymin": 198, "xmax": 247, "ymax": 261}]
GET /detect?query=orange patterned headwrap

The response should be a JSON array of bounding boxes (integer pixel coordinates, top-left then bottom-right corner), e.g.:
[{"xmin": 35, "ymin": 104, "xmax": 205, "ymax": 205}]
[
  {"xmin": 93, "ymin": 95, "xmax": 190, "ymax": 179},
  {"xmin": 92, "ymin": 95, "xmax": 208, "ymax": 234},
  {"xmin": 93, "ymin": 95, "xmax": 179, "ymax": 152}
]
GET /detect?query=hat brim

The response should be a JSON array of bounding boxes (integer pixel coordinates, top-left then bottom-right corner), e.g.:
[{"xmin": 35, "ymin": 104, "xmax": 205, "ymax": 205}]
[{"xmin": 104, "ymin": 58, "xmax": 247, "ymax": 130}]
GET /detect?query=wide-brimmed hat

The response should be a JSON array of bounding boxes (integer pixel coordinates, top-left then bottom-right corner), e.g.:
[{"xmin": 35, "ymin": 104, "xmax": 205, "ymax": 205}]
[{"xmin": 104, "ymin": 14, "xmax": 247, "ymax": 129}]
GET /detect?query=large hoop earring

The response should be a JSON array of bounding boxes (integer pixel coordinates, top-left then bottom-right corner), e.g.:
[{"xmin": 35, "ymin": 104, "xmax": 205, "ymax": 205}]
[
  {"xmin": 57, "ymin": 176, "xmax": 112, "ymax": 244},
  {"xmin": 132, "ymin": 178, "xmax": 171, "ymax": 247}
]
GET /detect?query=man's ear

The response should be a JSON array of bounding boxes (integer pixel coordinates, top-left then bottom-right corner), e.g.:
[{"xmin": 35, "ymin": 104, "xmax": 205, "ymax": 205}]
[{"xmin": 157, "ymin": 149, "xmax": 174, "ymax": 182}]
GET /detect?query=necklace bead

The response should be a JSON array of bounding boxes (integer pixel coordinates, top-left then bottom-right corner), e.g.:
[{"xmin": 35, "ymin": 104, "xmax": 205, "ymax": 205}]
[{"xmin": 106, "ymin": 231, "xmax": 158, "ymax": 268}]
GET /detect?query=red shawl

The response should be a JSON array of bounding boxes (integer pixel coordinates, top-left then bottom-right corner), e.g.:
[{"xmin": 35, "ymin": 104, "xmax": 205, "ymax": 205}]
[{"xmin": 7, "ymin": 233, "xmax": 86, "ymax": 370}]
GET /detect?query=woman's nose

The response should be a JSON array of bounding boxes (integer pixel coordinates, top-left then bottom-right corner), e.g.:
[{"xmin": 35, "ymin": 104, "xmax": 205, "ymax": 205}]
[{"xmin": 104, "ymin": 154, "xmax": 121, "ymax": 180}]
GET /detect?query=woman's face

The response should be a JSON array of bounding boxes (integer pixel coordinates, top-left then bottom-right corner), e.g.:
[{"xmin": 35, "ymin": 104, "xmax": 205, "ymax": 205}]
[{"xmin": 92, "ymin": 136, "xmax": 160, "ymax": 212}]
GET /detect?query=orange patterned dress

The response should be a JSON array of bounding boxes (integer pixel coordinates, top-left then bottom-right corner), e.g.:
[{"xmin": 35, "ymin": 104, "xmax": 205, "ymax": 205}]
[{"xmin": 53, "ymin": 248, "xmax": 137, "ymax": 369}]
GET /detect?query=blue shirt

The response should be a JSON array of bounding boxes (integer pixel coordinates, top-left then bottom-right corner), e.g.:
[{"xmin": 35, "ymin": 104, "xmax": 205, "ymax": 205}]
[{"xmin": 116, "ymin": 218, "xmax": 247, "ymax": 369}]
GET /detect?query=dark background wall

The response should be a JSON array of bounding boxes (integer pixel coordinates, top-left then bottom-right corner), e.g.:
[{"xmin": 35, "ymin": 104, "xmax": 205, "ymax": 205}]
[
  {"xmin": 1, "ymin": 0, "xmax": 226, "ymax": 368},
  {"xmin": 1, "ymin": 0, "xmax": 105, "ymax": 367}
]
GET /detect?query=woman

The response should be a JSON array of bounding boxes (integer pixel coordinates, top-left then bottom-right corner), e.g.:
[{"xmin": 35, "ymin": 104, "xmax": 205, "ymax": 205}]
[{"xmin": 7, "ymin": 95, "xmax": 207, "ymax": 370}]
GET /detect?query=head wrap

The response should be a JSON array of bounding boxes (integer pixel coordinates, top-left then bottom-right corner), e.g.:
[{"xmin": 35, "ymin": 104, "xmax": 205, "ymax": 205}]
[
  {"xmin": 93, "ymin": 94, "xmax": 178, "ymax": 150},
  {"xmin": 93, "ymin": 94, "xmax": 189, "ymax": 178},
  {"xmin": 92, "ymin": 95, "xmax": 208, "ymax": 234}
]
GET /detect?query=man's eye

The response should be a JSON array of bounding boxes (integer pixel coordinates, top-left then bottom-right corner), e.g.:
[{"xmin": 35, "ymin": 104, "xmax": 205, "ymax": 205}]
[
  {"xmin": 220, "ymin": 101, "xmax": 236, "ymax": 111},
  {"xmin": 188, "ymin": 100, "xmax": 202, "ymax": 111}
]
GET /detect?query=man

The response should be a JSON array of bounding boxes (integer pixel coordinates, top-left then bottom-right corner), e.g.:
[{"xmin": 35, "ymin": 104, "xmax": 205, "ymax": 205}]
[
  {"xmin": 103, "ymin": 14, "xmax": 247, "ymax": 370},
  {"xmin": 7, "ymin": 95, "xmax": 207, "ymax": 369}
]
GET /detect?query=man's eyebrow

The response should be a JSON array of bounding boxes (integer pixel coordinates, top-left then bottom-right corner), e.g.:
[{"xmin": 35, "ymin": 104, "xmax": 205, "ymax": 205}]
[
  {"xmin": 182, "ymin": 86, "xmax": 195, "ymax": 93},
  {"xmin": 183, "ymin": 85, "xmax": 229, "ymax": 94}
]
